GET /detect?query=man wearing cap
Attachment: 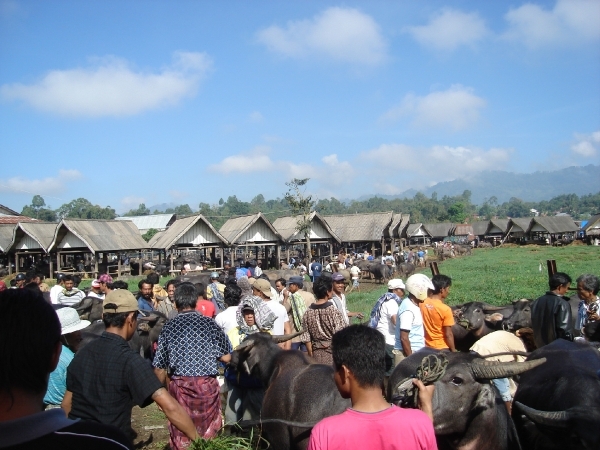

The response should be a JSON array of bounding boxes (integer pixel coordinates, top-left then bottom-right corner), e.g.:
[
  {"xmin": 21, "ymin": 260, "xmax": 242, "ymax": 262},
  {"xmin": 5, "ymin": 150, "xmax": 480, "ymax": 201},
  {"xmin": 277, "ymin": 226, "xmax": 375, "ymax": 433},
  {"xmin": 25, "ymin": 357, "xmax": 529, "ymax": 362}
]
[
  {"xmin": 331, "ymin": 272, "xmax": 364, "ymax": 325},
  {"xmin": 420, "ymin": 274, "xmax": 456, "ymax": 352},
  {"xmin": 56, "ymin": 275, "xmax": 86, "ymax": 306},
  {"xmin": 98, "ymin": 273, "xmax": 113, "ymax": 296},
  {"xmin": 88, "ymin": 279, "xmax": 104, "ymax": 300},
  {"xmin": 369, "ymin": 279, "xmax": 405, "ymax": 380},
  {"xmin": 283, "ymin": 276, "xmax": 315, "ymax": 351},
  {"xmin": 206, "ymin": 272, "xmax": 225, "ymax": 312},
  {"xmin": 14, "ymin": 273, "xmax": 26, "ymax": 289},
  {"xmin": 64, "ymin": 289, "xmax": 199, "ymax": 446},
  {"xmin": 0, "ymin": 289, "xmax": 131, "ymax": 450},
  {"xmin": 44, "ymin": 308, "xmax": 91, "ymax": 408},
  {"xmin": 252, "ymin": 278, "xmax": 291, "ymax": 349},
  {"xmin": 394, "ymin": 274, "xmax": 431, "ymax": 365}
]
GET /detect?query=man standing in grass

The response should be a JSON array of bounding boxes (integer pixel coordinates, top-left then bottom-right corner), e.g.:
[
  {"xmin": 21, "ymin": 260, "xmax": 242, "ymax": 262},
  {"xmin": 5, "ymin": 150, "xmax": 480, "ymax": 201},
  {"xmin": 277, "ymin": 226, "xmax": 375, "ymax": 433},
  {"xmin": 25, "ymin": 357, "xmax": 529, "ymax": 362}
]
[
  {"xmin": 420, "ymin": 274, "xmax": 456, "ymax": 352},
  {"xmin": 531, "ymin": 272, "xmax": 574, "ymax": 348}
]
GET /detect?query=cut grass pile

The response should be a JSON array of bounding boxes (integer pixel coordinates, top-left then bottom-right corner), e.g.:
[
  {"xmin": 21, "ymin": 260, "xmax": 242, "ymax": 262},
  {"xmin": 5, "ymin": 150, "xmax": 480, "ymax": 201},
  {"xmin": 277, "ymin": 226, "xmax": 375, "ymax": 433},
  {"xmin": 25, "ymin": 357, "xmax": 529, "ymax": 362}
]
[{"xmin": 346, "ymin": 245, "xmax": 600, "ymax": 316}]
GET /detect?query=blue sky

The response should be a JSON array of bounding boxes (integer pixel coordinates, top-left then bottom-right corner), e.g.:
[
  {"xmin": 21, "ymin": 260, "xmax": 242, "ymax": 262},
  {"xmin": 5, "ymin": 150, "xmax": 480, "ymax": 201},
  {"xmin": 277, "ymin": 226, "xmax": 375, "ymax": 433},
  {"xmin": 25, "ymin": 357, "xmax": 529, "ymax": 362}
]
[{"xmin": 1, "ymin": 0, "xmax": 598, "ymax": 214}]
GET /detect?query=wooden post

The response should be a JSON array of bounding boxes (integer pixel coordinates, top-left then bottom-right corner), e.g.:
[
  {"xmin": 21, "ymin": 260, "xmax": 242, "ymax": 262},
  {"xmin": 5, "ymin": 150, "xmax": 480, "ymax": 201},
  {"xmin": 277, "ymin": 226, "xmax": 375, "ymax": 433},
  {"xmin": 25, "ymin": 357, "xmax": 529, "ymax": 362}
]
[
  {"xmin": 139, "ymin": 252, "xmax": 143, "ymax": 276},
  {"xmin": 430, "ymin": 262, "xmax": 440, "ymax": 276},
  {"xmin": 49, "ymin": 255, "xmax": 54, "ymax": 279},
  {"xmin": 94, "ymin": 254, "xmax": 99, "ymax": 276},
  {"xmin": 276, "ymin": 245, "xmax": 281, "ymax": 270},
  {"xmin": 170, "ymin": 251, "xmax": 174, "ymax": 273},
  {"xmin": 546, "ymin": 259, "xmax": 557, "ymax": 279},
  {"xmin": 117, "ymin": 252, "xmax": 121, "ymax": 278}
]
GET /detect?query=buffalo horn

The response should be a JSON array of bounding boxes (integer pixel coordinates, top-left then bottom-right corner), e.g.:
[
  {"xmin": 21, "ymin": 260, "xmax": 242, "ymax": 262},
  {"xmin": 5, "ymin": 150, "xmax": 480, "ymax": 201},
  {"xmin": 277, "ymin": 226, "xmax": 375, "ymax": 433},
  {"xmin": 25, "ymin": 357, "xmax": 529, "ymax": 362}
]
[
  {"xmin": 234, "ymin": 340, "xmax": 255, "ymax": 352},
  {"xmin": 514, "ymin": 402, "xmax": 570, "ymax": 427},
  {"xmin": 471, "ymin": 357, "xmax": 546, "ymax": 380},
  {"xmin": 271, "ymin": 330, "xmax": 304, "ymax": 343},
  {"xmin": 482, "ymin": 304, "xmax": 507, "ymax": 313}
]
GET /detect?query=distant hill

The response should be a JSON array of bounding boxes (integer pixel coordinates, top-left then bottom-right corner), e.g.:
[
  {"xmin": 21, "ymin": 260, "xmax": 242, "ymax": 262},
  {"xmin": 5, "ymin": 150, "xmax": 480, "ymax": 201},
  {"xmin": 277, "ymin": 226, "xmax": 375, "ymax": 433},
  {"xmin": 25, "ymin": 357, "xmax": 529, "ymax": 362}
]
[
  {"xmin": 360, "ymin": 165, "xmax": 599, "ymax": 205},
  {"xmin": 146, "ymin": 202, "xmax": 177, "ymax": 213}
]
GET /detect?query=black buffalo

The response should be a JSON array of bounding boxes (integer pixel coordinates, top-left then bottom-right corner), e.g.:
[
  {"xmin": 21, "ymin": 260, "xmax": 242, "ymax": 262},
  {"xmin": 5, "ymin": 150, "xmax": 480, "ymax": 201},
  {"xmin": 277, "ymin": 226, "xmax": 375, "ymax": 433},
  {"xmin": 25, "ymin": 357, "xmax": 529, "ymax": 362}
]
[
  {"xmin": 502, "ymin": 299, "xmax": 532, "ymax": 332},
  {"xmin": 513, "ymin": 339, "xmax": 600, "ymax": 450},
  {"xmin": 388, "ymin": 349, "xmax": 545, "ymax": 450},
  {"xmin": 232, "ymin": 332, "xmax": 349, "ymax": 450},
  {"xmin": 452, "ymin": 302, "xmax": 507, "ymax": 351}
]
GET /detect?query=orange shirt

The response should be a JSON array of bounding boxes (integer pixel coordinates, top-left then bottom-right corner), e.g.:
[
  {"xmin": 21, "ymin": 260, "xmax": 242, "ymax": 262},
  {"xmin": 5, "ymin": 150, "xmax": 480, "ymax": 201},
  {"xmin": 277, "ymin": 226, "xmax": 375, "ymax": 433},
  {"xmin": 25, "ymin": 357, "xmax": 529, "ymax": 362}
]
[{"xmin": 419, "ymin": 298, "xmax": 455, "ymax": 349}]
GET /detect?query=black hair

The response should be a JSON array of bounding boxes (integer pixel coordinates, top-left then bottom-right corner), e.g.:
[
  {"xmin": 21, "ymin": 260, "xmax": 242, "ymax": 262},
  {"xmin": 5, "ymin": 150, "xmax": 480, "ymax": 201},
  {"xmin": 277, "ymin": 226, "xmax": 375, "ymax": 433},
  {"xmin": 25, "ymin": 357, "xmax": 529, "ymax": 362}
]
[
  {"xmin": 431, "ymin": 274, "xmax": 452, "ymax": 294},
  {"xmin": 102, "ymin": 310, "xmax": 133, "ymax": 328},
  {"xmin": 73, "ymin": 275, "xmax": 81, "ymax": 287},
  {"xmin": 549, "ymin": 272, "xmax": 572, "ymax": 291},
  {"xmin": 146, "ymin": 272, "xmax": 160, "ymax": 285},
  {"xmin": 165, "ymin": 279, "xmax": 179, "ymax": 290},
  {"xmin": 194, "ymin": 282, "xmax": 206, "ymax": 299},
  {"xmin": 138, "ymin": 279, "xmax": 153, "ymax": 290},
  {"xmin": 63, "ymin": 274, "xmax": 74, "ymax": 283},
  {"xmin": 23, "ymin": 282, "xmax": 41, "ymax": 292},
  {"xmin": 258, "ymin": 273, "xmax": 270, "ymax": 281},
  {"xmin": 25, "ymin": 271, "xmax": 37, "ymax": 283},
  {"xmin": 175, "ymin": 282, "xmax": 198, "ymax": 309},
  {"xmin": 332, "ymin": 325, "xmax": 385, "ymax": 388},
  {"xmin": 576, "ymin": 274, "xmax": 599, "ymax": 295},
  {"xmin": 0, "ymin": 289, "xmax": 60, "ymax": 397},
  {"xmin": 110, "ymin": 280, "xmax": 129, "ymax": 290},
  {"xmin": 275, "ymin": 278, "xmax": 286, "ymax": 286},
  {"xmin": 313, "ymin": 276, "xmax": 333, "ymax": 300},
  {"xmin": 224, "ymin": 282, "xmax": 242, "ymax": 307},
  {"xmin": 56, "ymin": 273, "xmax": 65, "ymax": 282}
]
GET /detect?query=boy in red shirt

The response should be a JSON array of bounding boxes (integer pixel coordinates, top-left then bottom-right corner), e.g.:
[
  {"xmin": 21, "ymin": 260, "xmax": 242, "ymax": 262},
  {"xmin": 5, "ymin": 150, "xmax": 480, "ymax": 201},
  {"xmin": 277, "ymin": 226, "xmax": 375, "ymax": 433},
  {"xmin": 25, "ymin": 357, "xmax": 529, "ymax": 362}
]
[{"xmin": 307, "ymin": 325, "xmax": 437, "ymax": 450}]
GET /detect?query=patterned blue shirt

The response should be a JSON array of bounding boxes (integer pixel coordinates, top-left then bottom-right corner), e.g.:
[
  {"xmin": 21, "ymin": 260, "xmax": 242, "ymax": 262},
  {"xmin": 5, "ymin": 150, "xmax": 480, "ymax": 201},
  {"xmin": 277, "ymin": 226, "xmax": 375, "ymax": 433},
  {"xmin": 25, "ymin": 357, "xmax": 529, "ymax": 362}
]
[{"xmin": 152, "ymin": 310, "xmax": 232, "ymax": 377}]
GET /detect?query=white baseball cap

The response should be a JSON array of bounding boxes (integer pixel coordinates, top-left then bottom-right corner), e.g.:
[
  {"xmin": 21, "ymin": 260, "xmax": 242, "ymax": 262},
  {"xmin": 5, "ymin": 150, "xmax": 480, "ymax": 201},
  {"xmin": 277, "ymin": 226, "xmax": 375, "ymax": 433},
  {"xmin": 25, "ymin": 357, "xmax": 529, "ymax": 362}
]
[{"xmin": 388, "ymin": 279, "xmax": 405, "ymax": 290}]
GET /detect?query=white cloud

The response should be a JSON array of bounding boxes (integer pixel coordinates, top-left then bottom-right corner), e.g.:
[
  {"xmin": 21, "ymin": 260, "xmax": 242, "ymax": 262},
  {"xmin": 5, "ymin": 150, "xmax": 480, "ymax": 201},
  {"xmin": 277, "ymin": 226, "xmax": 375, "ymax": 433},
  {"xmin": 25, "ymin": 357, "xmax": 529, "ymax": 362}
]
[
  {"xmin": 405, "ymin": 9, "xmax": 488, "ymax": 51},
  {"xmin": 248, "ymin": 111, "xmax": 264, "ymax": 123},
  {"xmin": 503, "ymin": 0, "xmax": 600, "ymax": 48},
  {"xmin": 256, "ymin": 7, "xmax": 387, "ymax": 65},
  {"xmin": 208, "ymin": 146, "xmax": 275, "ymax": 174},
  {"xmin": 381, "ymin": 85, "xmax": 486, "ymax": 131},
  {"xmin": 0, "ymin": 169, "xmax": 82, "ymax": 195},
  {"xmin": 0, "ymin": 51, "xmax": 213, "ymax": 117},
  {"xmin": 571, "ymin": 131, "xmax": 600, "ymax": 157}
]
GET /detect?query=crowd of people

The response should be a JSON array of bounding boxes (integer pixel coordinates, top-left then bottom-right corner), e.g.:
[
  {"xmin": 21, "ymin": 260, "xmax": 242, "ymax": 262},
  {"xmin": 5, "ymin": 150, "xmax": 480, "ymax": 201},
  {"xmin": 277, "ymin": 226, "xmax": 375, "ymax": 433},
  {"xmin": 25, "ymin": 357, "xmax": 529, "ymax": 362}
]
[{"xmin": 1, "ymin": 258, "xmax": 598, "ymax": 450}]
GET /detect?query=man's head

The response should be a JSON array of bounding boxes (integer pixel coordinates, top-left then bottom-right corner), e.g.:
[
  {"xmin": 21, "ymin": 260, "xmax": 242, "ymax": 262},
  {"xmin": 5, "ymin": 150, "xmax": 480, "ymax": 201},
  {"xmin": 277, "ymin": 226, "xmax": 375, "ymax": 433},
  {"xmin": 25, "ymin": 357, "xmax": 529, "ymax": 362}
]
[
  {"xmin": 242, "ymin": 304, "xmax": 255, "ymax": 327},
  {"xmin": 62, "ymin": 274, "xmax": 74, "ymax": 291},
  {"xmin": 405, "ymin": 274, "xmax": 435, "ymax": 302},
  {"xmin": 102, "ymin": 289, "xmax": 140, "ymax": 340},
  {"xmin": 431, "ymin": 274, "xmax": 452, "ymax": 300},
  {"xmin": 175, "ymin": 282, "xmax": 198, "ymax": 310},
  {"xmin": 90, "ymin": 279, "xmax": 102, "ymax": 293},
  {"xmin": 576, "ymin": 274, "xmax": 598, "ymax": 301},
  {"xmin": 313, "ymin": 276, "xmax": 333, "ymax": 300},
  {"xmin": 165, "ymin": 279, "xmax": 179, "ymax": 301},
  {"xmin": 387, "ymin": 279, "xmax": 405, "ymax": 298},
  {"xmin": 331, "ymin": 272, "xmax": 346, "ymax": 294},
  {"xmin": 287, "ymin": 276, "xmax": 304, "ymax": 293},
  {"xmin": 98, "ymin": 273, "xmax": 113, "ymax": 294},
  {"xmin": 224, "ymin": 281, "xmax": 242, "ymax": 308},
  {"xmin": 57, "ymin": 307, "xmax": 90, "ymax": 353},
  {"xmin": 56, "ymin": 273, "xmax": 65, "ymax": 286},
  {"xmin": 138, "ymin": 279, "xmax": 153, "ymax": 300},
  {"xmin": 0, "ymin": 289, "xmax": 61, "ymax": 401},
  {"xmin": 274, "ymin": 278, "xmax": 286, "ymax": 293},
  {"xmin": 549, "ymin": 272, "xmax": 572, "ymax": 294},
  {"xmin": 332, "ymin": 325, "xmax": 385, "ymax": 397},
  {"xmin": 252, "ymin": 278, "xmax": 272, "ymax": 300},
  {"xmin": 14, "ymin": 273, "xmax": 26, "ymax": 288},
  {"xmin": 210, "ymin": 272, "xmax": 220, "ymax": 282},
  {"xmin": 146, "ymin": 272, "xmax": 160, "ymax": 285}
]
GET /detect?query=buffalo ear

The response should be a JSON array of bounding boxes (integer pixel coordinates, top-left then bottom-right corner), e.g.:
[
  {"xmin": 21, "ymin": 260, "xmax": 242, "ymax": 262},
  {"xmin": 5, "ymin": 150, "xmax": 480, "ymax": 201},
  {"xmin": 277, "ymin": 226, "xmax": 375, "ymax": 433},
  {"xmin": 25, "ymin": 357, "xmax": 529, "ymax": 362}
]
[{"xmin": 485, "ymin": 313, "xmax": 504, "ymax": 323}]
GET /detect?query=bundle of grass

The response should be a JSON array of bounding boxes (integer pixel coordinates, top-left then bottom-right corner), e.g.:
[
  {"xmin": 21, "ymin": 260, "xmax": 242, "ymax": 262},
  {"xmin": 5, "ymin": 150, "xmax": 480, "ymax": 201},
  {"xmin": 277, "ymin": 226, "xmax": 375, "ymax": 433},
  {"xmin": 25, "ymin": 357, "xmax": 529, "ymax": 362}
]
[{"xmin": 189, "ymin": 430, "xmax": 267, "ymax": 450}]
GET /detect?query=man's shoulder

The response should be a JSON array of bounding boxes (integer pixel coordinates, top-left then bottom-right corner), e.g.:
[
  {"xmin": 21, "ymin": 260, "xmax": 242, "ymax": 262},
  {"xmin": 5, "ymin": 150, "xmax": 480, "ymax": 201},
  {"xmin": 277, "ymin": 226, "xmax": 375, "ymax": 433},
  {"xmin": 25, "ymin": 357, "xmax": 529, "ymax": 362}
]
[{"xmin": 53, "ymin": 420, "xmax": 132, "ymax": 449}]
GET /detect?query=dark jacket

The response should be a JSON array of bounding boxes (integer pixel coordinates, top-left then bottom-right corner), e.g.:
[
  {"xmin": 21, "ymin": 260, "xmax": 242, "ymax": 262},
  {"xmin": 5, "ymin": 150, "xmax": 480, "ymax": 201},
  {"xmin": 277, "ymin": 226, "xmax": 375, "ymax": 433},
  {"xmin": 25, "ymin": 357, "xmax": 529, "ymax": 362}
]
[{"xmin": 531, "ymin": 291, "xmax": 574, "ymax": 348}]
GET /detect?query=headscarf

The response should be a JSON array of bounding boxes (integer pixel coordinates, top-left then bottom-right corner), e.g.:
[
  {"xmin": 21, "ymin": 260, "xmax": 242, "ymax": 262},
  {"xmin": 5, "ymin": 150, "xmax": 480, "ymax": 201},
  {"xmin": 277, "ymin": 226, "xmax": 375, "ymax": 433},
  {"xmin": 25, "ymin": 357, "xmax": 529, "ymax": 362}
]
[
  {"xmin": 209, "ymin": 282, "xmax": 225, "ymax": 311},
  {"xmin": 369, "ymin": 292, "xmax": 401, "ymax": 328},
  {"xmin": 237, "ymin": 276, "xmax": 253, "ymax": 298},
  {"xmin": 236, "ymin": 295, "xmax": 277, "ymax": 335}
]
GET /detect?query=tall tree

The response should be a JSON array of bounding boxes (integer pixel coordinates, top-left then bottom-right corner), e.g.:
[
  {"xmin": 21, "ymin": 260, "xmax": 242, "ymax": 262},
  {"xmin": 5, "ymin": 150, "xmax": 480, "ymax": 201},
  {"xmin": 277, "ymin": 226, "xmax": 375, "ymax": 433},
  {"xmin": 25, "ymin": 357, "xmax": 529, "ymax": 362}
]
[
  {"xmin": 284, "ymin": 178, "xmax": 315, "ymax": 258},
  {"xmin": 21, "ymin": 195, "xmax": 57, "ymax": 221},
  {"xmin": 123, "ymin": 203, "xmax": 150, "ymax": 217},
  {"xmin": 56, "ymin": 198, "xmax": 116, "ymax": 219}
]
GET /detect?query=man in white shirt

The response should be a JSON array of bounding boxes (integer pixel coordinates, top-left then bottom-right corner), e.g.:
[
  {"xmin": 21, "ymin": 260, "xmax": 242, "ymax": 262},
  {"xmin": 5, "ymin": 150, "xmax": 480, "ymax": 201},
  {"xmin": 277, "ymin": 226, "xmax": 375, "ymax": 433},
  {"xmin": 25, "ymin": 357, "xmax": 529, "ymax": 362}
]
[
  {"xmin": 331, "ymin": 272, "xmax": 364, "ymax": 325},
  {"xmin": 251, "ymin": 278, "xmax": 291, "ymax": 349},
  {"xmin": 50, "ymin": 274, "xmax": 65, "ymax": 304},
  {"xmin": 371, "ymin": 279, "xmax": 403, "ymax": 380},
  {"xmin": 215, "ymin": 283, "xmax": 242, "ymax": 335},
  {"xmin": 87, "ymin": 279, "xmax": 105, "ymax": 300},
  {"xmin": 56, "ymin": 275, "xmax": 85, "ymax": 306}
]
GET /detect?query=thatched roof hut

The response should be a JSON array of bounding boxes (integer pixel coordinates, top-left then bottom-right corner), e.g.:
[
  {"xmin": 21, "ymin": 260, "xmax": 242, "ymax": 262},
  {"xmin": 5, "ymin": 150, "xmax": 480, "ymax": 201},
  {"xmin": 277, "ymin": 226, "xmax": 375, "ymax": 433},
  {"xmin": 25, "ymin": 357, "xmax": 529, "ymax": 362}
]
[
  {"xmin": 423, "ymin": 223, "xmax": 455, "ymax": 239},
  {"xmin": 526, "ymin": 216, "xmax": 579, "ymax": 235},
  {"xmin": 453, "ymin": 224, "xmax": 474, "ymax": 237},
  {"xmin": 219, "ymin": 213, "xmax": 282, "ymax": 245},
  {"xmin": 471, "ymin": 221, "xmax": 489, "ymax": 237},
  {"xmin": 323, "ymin": 212, "xmax": 393, "ymax": 243},
  {"xmin": 0, "ymin": 224, "xmax": 15, "ymax": 253},
  {"xmin": 583, "ymin": 214, "xmax": 600, "ymax": 236},
  {"xmin": 7, "ymin": 222, "xmax": 59, "ymax": 274},
  {"xmin": 272, "ymin": 211, "xmax": 340, "ymax": 244}
]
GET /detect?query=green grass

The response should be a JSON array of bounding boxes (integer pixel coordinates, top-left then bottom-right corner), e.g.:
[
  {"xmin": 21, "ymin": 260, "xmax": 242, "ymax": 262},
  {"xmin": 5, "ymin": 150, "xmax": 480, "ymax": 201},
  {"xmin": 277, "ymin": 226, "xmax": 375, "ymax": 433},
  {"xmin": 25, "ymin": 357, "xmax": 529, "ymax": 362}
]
[{"xmin": 345, "ymin": 244, "xmax": 600, "ymax": 315}]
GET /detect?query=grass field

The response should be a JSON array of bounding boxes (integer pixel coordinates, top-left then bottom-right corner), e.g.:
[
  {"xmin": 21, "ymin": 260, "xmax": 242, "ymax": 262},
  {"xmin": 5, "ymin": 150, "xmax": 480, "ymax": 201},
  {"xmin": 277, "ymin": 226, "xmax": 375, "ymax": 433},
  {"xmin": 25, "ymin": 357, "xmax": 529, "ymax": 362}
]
[{"xmin": 345, "ymin": 244, "xmax": 600, "ymax": 318}]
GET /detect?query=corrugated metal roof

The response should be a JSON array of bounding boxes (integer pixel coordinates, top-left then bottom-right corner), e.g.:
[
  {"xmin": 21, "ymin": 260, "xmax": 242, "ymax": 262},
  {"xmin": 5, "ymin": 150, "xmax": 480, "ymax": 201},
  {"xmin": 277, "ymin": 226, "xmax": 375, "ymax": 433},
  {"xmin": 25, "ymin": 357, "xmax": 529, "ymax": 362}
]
[
  {"xmin": 0, "ymin": 216, "xmax": 38, "ymax": 224},
  {"xmin": 49, "ymin": 219, "xmax": 149, "ymax": 252},
  {"xmin": 9, "ymin": 222, "xmax": 58, "ymax": 252},
  {"xmin": 0, "ymin": 204, "xmax": 21, "ymax": 216},
  {"xmin": 0, "ymin": 224, "xmax": 15, "ymax": 252},
  {"xmin": 454, "ymin": 224, "xmax": 474, "ymax": 236},
  {"xmin": 219, "ymin": 213, "xmax": 282, "ymax": 244},
  {"xmin": 398, "ymin": 214, "xmax": 411, "ymax": 238},
  {"xmin": 148, "ymin": 214, "xmax": 227, "ymax": 249},
  {"xmin": 507, "ymin": 217, "xmax": 533, "ymax": 233},
  {"xmin": 115, "ymin": 214, "xmax": 175, "ymax": 232},
  {"xmin": 583, "ymin": 214, "xmax": 600, "ymax": 232},
  {"xmin": 323, "ymin": 212, "xmax": 393, "ymax": 242},
  {"xmin": 527, "ymin": 216, "xmax": 579, "ymax": 234},
  {"xmin": 272, "ymin": 211, "xmax": 341, "ymax": 243},
  {"xmin": 407, "ymin": 223, "xmax": 428, "ymax": 238},
  {"xmin": 423, "ymin": 223, "xmax": 455, "ymax": 238},
  {"xmin": 471, "ymin": 221, "xmax": 489, "ymax": 236},
  {"xmin": 487, "ymin": 219, "xmax": 510, "ymax": 234}
]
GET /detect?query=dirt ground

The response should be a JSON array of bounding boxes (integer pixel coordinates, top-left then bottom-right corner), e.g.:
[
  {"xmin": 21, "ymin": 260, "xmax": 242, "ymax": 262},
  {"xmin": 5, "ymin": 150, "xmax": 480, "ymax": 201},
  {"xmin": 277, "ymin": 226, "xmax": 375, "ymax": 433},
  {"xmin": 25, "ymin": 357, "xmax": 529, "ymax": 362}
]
[{"xmin": 132, "ymin": 404, "xmax": 171, "ymax": 449}]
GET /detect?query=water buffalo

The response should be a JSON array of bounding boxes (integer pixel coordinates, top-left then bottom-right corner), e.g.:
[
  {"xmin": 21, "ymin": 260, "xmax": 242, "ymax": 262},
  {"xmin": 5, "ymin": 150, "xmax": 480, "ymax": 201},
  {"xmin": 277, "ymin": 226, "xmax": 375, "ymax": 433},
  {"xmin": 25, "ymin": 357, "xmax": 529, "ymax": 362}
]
[
  {"xmin": 397, "ymin": 262, "xmax": 415, "ymax": 278},
  {"xmin": 452, "ymin": 302, "xmax": 508, "ymax": 351},
  {"xmin": 73, "ymin": 296, "xmax": 104, "ymax": 322},
  {"xmin": 502, "ymin": 299, "xmax": 532, "ymax": 332},
  {"xmin": 368, "ymin": 263, "xmax": 393, "ymax": 283},
  {"xmin": 231, "ymin": 332, "xmax": 350, "ymax": 450},
  {"xmin": 388, "ymin": 349, "xmax": 545, "ymax": 450},
  {"xmin": 513, "ymin": 339, "xmax": 600, "ymax": 450}
]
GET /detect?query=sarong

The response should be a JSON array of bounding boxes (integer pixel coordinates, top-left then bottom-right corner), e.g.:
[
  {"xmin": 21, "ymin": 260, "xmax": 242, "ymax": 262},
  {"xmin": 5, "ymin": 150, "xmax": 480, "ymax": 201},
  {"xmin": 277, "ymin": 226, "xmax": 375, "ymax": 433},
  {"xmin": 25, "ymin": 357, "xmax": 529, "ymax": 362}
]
[{"xmin": 168, "ymin": 375, "xmax": 221, "ymax": 449}]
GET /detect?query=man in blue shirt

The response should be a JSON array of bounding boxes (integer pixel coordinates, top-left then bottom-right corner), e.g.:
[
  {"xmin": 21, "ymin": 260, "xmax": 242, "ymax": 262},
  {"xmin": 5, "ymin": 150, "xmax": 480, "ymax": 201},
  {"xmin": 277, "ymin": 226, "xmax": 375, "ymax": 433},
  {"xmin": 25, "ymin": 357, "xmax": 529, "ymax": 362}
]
[
  {"xmin": 137, "ymin": 279, "xmax": 155, "ymax": 311},
  {"xmin": 310, "ymin": 258, "xmax": 323, "ymax": 282}
]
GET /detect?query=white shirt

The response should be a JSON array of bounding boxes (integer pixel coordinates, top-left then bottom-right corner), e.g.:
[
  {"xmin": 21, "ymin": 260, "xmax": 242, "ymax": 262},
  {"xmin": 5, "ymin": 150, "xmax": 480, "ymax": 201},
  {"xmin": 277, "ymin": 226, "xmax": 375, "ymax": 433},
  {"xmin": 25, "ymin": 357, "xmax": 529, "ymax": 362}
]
[
  {"xmin": 87, "ymin": 291, "xmax": 104, "ymax": 300},
  {"xmin": 395, "ymin": 299, "xmax": 425, "ymax": 352},
  {"xmin": 254, "ymin": 266, "xmax": 263, "ymax": 277},
  {"xmin": 50, "ymin": 284, "xmax": 63, "ymax": 304},
  {"xmin": 331, "ymin": 293, "xmax": 349, "ymax": 325},
  {"xmin": 376, "ymin": 299, "xmax": 398, "ymax": 346},
  {"xmin": 215, "ymin": 306, "xmax": 239, "ymax": 335},
  {"xmin": 350, "ymin": 266, "xmax": 361, "ymax": 279},
  {"xmin": 264, "ymin": 299, "xmax": 289, "ymax": 335}
]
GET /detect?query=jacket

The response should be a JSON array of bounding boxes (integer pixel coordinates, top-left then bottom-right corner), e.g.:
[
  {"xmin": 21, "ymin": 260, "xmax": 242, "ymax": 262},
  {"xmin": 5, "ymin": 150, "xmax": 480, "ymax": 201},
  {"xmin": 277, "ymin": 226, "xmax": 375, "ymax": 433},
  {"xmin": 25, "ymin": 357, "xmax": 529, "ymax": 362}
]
[{"xmin": 531, "ymin": 291, "xmax": 573, "ymax": 348}]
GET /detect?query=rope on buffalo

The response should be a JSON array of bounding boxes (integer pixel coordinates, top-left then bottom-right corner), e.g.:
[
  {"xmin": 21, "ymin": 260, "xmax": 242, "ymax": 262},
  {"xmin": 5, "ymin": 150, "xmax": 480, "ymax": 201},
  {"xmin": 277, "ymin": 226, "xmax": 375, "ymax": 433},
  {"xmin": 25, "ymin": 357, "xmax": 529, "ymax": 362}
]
[{"xmin": 391, "ymin": 353, "xmax": 448, "ymax": 409}]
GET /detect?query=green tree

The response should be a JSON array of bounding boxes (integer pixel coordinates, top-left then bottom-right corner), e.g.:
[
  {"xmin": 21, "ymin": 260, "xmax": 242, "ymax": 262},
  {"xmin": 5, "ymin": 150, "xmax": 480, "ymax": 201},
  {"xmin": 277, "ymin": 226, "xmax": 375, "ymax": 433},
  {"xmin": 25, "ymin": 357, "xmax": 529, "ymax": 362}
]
[
  {"xmin": 165, "ymin": 204, "xmax": 193, "ymax": 215},
  {"xmin": 21, "ymin": 195, "xmax": 57, "ymax": 221},
  {"xmin": 284, "ymin": 178, "xmax": 315, "ymax": 258},
  {"xmin": 142, "ymin": 228, "xmax": 159, "ymax": 242},
  {"xmin": 56, "ymin": 198, "xmax": 116, "ymax": 219},
  {"xmin": 123, "ymin": 203, "xmax": 150, "ymax": 217},
  {"xmin": 447, "ymin": 202, "xmax": 467, "ymax": 223}
]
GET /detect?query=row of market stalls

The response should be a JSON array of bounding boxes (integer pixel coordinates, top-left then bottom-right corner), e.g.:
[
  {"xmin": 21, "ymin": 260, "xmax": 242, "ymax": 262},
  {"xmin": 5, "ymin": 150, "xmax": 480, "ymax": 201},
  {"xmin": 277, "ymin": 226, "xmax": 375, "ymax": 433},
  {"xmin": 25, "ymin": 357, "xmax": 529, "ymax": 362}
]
[{"xmin": 1, "ymin": 204, "xmax": 597, "ymax": 279}]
